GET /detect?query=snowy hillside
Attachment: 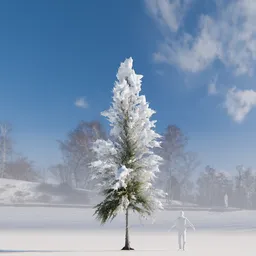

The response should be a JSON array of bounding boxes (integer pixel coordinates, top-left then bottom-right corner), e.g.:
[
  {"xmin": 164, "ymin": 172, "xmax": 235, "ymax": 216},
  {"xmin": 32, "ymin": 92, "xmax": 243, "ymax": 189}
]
[
  {"xmin": 0, "ymin": 178, "xmax": 235, "ymax": 212},
  {"xmin": 0, "ymin": 179, "xmax": 191, "ymax": 208},
  {"xmin": 0, "ymin": 178, "xmax": 92, "ymax": 205},
  {"xmin": 0, "ymin": 178, "xmax": 240, "ymax": 212}
]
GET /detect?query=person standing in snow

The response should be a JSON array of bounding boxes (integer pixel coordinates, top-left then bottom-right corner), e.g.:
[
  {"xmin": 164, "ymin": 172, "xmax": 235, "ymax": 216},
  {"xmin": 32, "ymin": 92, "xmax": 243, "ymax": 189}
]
[
  {"xmin": 224, "ymin": 193, "xmax": 228, "ymax": 208},
  {"xmin": 169, "ymin": 211, "xmax": 195, "ymax": 251}
]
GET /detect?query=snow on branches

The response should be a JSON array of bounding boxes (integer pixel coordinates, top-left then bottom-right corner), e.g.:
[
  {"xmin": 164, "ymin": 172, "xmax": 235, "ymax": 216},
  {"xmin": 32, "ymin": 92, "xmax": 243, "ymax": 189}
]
[
  {"xmin": 91, "ymin": 57, "xmax": 164, "ymax": 220},
  {"xmin": 113, "ymin": 165, "xmax": 132, "ymax": 190}
]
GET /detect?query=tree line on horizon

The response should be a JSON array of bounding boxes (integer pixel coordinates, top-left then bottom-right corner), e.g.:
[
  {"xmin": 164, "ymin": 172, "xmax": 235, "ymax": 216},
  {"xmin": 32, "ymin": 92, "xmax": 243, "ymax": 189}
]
[
  {"xmin": 1, "ymin": 120, "xmax": 256, "ymax": 209},
  {"xmin": 1, "ymin": 119, "xmax": 256, "ymax": 209},
  {"xmin": 1, "ymin": 59, "xmax": 256, "ymax": 211},
  {"xmin": 50, "ymin": 120, "xmax": 256, "ymax": 210}
]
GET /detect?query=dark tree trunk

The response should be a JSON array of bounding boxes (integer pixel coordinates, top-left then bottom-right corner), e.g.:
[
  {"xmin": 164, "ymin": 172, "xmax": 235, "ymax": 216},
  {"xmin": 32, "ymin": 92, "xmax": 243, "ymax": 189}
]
[{"xmin": 121, "ymin": 207, "xmax": 134, "ymax": 250}]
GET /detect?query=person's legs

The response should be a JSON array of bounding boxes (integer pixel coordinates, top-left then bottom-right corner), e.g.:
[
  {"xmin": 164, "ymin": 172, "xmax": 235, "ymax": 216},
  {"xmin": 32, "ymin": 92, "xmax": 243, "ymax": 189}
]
[
  {"xmin": 178, "ymin": 232, "xmax": 182, "ymax": 250},
  {"xmin": 183, "ymin": 230, "xmax": 187, "ymax": 250}
]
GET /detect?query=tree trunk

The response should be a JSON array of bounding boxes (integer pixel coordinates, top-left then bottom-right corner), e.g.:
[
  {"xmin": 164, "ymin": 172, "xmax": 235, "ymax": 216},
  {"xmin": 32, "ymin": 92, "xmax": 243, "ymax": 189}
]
[{"xmin": 121, "ymin": 207, "xmax": 134, "ymax": 250}]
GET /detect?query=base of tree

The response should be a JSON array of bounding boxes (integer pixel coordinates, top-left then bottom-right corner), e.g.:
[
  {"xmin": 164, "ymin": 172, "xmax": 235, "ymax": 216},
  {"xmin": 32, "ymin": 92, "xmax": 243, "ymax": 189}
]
[{"xmin": 121, "ymin": 246, "xmax": 134, "ymax": 250}]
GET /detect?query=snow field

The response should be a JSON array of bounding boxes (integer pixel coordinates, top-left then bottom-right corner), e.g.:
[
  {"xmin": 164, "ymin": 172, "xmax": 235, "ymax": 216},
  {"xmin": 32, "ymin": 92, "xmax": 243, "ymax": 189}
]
[
  {"xmin": 0, "ymin": 207, "xmax": 255, "ymax": 231},
  {"xmin": 0, "ymin": 178, "xmax": 93, "ymax": 205},
  {"xmin": 0, "ymin": 230, "xmax": 254, "ymax": 256},
  {"xmin": 0, "ymin": 207, "xmax": 255, "ymax": 255}
]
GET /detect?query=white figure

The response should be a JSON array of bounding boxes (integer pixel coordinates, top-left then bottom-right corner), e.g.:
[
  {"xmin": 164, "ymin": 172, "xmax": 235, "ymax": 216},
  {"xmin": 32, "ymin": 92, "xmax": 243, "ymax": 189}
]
[
  {"xmin": 169, "ymin": 211, "xmax": 195, "ymax": 251},
  {"xmin": 224, "ymin": 193, "xmax": 228, "ymax": 208}
]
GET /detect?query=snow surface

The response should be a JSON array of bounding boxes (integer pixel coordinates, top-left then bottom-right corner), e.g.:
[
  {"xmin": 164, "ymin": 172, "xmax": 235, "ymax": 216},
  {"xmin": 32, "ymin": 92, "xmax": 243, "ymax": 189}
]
[
  {"xmin": 0, "ymin": 207, "xmax": 255, "ymax": 255},
  {"xmin": 1, "ymin": 230, "xmax": 254, "ymax": 256},
  {"xmin": 0, "ymin": 178, "xmax": 39, "ymax": 203},
  {"xmin": 0, "ymin": 178, "xmax": 91, "ymax": 205}
]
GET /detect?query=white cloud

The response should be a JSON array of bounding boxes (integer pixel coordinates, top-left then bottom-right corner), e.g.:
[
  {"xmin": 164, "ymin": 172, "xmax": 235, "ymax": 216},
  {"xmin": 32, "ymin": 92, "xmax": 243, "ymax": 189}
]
[
  {"xmin": 154, "ymin": 15, "xmax": 221, "ymax": 72},
  {"xmin": 74, "ymin": 97, "xmax": 88, "ymax": 109},
  {"xmin": 224, "ymin": 87, "xmax": 256, "ymax": 123},
  {"xmin": 149, "ymin": 0, "xmax": 256, "ymax": 75},
  {"xmin": 144, "ymin": 0, "xmax": 192, "ymax": 33}
]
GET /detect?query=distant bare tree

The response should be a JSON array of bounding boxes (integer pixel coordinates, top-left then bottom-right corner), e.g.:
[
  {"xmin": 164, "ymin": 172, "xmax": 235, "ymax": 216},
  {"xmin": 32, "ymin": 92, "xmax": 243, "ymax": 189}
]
[
  {"xmin": 197, "ymin": 166, "xmax": 232, "ymax": 207},
  {"xmin": 5, "ymin": 156, "xmax": 40, "ymax": 181},
  {"xmin": 58, "ymin": 121, "xmax": 106, "ymax": 188},
  {"xmin": 235, "ymin": 165, "xmax": 255, "ymax": 209},
  {"xmin": 49, "ymin": 163, "xmax": 72, "ymax": 185},
  {"xmin": 197, "ymin": 166, "xmax": 215, "ymax": 206},
  {"xmin": 38, "ymin": 167, "xmax": 49, "ymax": 183},
  {"xmin": 177, "ymin": 152, "xmax": 200, "ymax": 204},
  {"xmin": 156, "ymin": 125, "xmax": 188, "ymax": 204},
  {"xmin": 0, "ymin": 123, "xmax": 12, "ymax": 178}
]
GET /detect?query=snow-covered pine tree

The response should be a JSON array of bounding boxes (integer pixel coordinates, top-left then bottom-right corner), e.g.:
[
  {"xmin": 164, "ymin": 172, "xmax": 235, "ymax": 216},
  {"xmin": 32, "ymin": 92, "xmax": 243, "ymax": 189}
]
[{"xmin": 91, "ymin": 57, "xmax": 164, "ymax": 250}]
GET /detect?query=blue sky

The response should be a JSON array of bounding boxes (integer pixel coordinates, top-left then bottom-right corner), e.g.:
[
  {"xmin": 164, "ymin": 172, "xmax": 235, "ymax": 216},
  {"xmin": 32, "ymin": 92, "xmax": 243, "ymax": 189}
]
[{"xmin": 1, "ymin": 0, "xmax": 256, "ymax": 174}]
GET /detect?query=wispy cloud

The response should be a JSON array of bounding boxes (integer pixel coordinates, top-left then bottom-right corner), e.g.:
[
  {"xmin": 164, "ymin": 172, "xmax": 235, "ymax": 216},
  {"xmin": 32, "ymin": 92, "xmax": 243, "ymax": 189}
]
[
  {"xmin": 147, "ymin": 0, "xmax": 256, "ymax": 76},
  {"xmin": 74, "ymin": 97, "xmax": 88, "ymax": 109},
  {"xmin": 144, "ymin": 0, "xmax": 192, "ymax": 33},
  {"xmin": 224, "ymin": 87, "xmax": 256, "ymax": 123},
  {"xmin": 146, "ymin": 0, "xmax": 256, "ymax": 123}
]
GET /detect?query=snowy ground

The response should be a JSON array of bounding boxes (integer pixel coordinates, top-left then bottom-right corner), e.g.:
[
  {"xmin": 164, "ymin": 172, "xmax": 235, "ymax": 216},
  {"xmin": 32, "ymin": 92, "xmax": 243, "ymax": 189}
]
[
  {"xmin": 0, "ymin": 207, "xmax": 255, "ymax": 255},
  {"xmin": 1, "ymin": 230, "xmax": 254, "ymax": 256},
  {"xmin": 0, "ymin": 179, "xmax": 92, "ymax": 205}
]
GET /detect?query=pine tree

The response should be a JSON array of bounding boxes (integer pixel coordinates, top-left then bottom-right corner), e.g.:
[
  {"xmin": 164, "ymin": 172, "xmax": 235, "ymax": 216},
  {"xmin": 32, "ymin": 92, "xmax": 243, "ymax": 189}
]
[{"xmin": 91, "ymin": 57, "xmax": 164, "ymax": 250}]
